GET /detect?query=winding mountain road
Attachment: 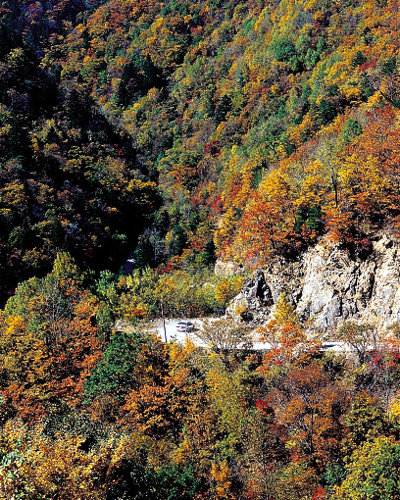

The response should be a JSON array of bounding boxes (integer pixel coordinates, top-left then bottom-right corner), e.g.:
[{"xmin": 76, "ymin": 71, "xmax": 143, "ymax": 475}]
[{"xmin": 117, "ymin": 318, "xmax": 354, "ymax": 352}]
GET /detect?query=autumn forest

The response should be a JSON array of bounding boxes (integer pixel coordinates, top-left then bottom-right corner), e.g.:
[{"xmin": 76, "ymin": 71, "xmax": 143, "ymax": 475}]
[{"xmin": 1, "ymin": 0, "xmax": 400, "ymax": 498}]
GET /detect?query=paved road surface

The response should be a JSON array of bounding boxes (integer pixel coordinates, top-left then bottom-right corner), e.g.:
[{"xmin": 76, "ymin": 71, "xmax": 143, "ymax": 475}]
[
  {"xmin": 151, "ymin": 318, "xmax": 210, "ymax": 346},
  {"xmin": 145, "ymin": 318, "xmax": 353, "ymax": 352}
]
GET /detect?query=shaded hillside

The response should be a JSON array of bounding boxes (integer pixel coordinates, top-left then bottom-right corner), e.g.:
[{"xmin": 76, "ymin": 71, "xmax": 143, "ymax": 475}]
[{"xmin": 0, "ymin": 0, "xmax": 160, "ymax": 300}]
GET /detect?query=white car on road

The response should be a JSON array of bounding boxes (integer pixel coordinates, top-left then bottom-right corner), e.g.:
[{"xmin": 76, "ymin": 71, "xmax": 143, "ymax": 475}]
[{"xmin": 176, "ymin": 321, "xmax": 195, "ymax": 333}]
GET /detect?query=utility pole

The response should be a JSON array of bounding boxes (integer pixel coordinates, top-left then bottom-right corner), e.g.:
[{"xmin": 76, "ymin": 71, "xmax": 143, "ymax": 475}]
[{"xmin": 161, "ymin": 301, "xmax": 167, "ymax": 342}]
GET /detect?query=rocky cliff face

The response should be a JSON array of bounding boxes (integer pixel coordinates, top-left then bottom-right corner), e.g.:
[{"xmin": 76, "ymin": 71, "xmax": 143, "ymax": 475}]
[{"xmin": 226, "ymin": 233, "xmax": 400, "ymax": 332}]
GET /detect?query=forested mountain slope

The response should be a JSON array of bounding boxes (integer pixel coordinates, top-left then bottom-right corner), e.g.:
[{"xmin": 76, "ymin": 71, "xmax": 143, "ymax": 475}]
[
  {"xmin": 1, "ymin": 0, "xmax": 400, "ymax": 300},
  {"xmin": 2, "ymin": 1, "xmax": 400, "ymax": 498},
  {"xmin": 0, "ymin": 0, "xmax": 158, "ymax": 301},
  {"xmin": 44, "ymin": 0, "xmax": 400, "ymax": 268}
]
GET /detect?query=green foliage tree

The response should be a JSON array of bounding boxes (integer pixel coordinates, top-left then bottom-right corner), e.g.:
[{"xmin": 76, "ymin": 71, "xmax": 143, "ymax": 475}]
[
  {"xmin": 333, "ymin": 436, "xmax": 400, "ymax": 500},
  {"xmin": 84, "ymin": 331, "xmax": 144, "ymax": 401}
]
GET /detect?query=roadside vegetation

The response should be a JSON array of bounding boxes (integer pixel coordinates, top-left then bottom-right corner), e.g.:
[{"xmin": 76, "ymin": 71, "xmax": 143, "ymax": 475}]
[{"xmin": 1, "ymin": 254, "xmax": 400, "ymax": 498}]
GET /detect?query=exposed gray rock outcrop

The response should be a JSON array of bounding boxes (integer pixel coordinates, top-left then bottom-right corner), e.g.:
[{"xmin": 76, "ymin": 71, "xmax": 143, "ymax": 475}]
[{"xmin": 227, "ymin": 233, "xmax": 400, "ymax": 331}]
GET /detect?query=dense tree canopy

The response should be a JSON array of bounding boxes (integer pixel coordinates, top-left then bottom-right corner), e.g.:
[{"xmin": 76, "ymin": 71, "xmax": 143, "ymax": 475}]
[
  {"xmin": 0, "ymin": 0, "xmax": 399, "ymax": 299},
  {"xmin": 2, "ymin": 0, "xmax": 400, "ymax": 497}
]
